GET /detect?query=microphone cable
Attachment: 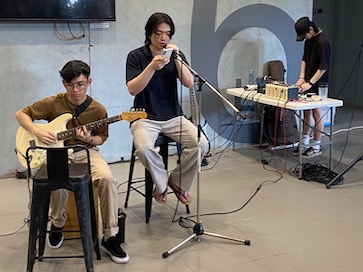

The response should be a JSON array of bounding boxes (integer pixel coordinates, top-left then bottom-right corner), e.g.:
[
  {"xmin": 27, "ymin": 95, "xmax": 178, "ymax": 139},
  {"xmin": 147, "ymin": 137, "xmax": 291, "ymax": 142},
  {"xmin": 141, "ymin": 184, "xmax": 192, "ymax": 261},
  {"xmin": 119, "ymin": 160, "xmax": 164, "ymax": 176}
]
[
  {"xmin": 178, "ymin": 172, "xmax": 283, "ymax": 227},
  {"xmin": 170, "ymin": 48, "xmax": 188, "ymax": 222}
]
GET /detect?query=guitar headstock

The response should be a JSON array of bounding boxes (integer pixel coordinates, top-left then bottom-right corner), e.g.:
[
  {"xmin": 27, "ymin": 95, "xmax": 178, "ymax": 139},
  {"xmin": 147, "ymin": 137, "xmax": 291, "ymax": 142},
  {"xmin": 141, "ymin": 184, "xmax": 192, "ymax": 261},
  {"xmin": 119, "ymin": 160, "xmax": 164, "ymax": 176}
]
[{"xmin": 121, "ymin": 110, "xmax": 148, "ymax": 122}]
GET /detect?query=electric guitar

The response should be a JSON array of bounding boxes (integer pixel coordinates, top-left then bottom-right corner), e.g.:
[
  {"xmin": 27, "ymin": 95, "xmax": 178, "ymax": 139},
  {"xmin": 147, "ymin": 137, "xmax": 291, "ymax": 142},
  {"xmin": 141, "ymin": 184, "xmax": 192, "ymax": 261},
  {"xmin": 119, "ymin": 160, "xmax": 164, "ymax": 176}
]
[{"xmin": 15, "ymin": 111, "xmax": 147, "ymax": 169}]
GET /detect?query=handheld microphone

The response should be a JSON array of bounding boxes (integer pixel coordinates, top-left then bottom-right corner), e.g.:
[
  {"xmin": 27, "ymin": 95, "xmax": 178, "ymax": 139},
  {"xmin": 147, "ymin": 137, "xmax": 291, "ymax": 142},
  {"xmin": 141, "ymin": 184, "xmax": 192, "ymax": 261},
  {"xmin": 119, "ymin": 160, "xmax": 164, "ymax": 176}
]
[{"xmin": 163, "ymin": 48, "xmax": 173, "ymax": 58}]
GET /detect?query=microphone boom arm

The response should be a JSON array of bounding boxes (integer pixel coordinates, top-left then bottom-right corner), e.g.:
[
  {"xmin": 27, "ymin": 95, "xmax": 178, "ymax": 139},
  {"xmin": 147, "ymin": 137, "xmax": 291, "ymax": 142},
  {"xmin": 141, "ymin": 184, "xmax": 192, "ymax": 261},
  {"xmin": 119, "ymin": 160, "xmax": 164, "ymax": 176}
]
[{"xmin": 173, "ymin": 51, "xmax": 245, "ymax": 119}]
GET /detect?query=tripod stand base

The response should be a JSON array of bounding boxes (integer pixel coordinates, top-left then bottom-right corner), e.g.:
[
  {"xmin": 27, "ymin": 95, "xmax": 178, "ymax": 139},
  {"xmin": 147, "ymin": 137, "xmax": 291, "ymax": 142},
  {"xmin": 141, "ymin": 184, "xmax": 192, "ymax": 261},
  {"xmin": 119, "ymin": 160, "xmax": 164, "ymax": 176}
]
[
  {"xmin": 326, "ymin": 152, "xmax": 363, "ymax": 189},
  {"xmin": 162, "ymin": 222, "xmax": 250, "ymax": 258}
]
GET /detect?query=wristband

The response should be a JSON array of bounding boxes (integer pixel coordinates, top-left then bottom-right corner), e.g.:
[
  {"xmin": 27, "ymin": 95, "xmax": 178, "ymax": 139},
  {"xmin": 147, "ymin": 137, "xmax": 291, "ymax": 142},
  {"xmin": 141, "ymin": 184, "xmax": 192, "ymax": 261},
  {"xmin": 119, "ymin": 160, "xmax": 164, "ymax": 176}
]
[{"xmin": 308, "ymin": 80, "xmax": 314, "ymax": 86}]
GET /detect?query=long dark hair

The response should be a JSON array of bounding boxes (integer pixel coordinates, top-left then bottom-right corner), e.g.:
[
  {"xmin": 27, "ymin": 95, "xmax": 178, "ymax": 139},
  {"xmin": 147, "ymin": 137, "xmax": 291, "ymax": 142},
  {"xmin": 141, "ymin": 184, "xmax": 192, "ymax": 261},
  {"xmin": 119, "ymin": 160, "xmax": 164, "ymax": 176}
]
[{"xmin": 144, "ymin": 12, "xmax": 175, "ymax": 45}]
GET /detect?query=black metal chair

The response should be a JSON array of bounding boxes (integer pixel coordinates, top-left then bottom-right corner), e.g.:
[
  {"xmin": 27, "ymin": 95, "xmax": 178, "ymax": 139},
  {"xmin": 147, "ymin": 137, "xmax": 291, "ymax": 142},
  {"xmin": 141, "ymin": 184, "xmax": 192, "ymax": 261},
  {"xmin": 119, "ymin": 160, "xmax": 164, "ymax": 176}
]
[
  {"xmin": 124, "ymin": 134, "xmax": 190, "ymax": 223},
  {"xmin": 26, "ymin": 145, "xmax": 100, "ymax": 272}
]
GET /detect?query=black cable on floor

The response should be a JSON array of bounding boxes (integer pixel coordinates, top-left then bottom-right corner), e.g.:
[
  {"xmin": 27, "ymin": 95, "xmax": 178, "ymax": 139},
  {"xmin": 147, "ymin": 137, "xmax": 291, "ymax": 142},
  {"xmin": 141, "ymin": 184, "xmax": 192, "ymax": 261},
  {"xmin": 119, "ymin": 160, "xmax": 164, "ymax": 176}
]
[{"xmin": 289, "ymin": 160, "xmax": 343, "ymax": 185}]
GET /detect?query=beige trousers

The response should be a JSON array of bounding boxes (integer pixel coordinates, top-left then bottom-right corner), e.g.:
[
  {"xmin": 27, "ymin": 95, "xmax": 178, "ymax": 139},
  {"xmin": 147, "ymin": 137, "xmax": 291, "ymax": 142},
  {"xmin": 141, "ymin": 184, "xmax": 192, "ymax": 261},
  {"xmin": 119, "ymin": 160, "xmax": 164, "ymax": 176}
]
[
  {"xmin": 50, "ymin": 147, "xmax": 119, "ymax": 238},
  {"xmin": 130, "ymin": 116, "xmax": 209, "ymax": 194}
]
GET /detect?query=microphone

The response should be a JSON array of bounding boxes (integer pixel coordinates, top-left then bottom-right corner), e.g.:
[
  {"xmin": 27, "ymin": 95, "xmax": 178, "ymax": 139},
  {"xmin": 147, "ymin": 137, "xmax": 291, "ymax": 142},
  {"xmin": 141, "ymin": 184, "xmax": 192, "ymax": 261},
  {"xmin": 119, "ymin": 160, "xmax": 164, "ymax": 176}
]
[{"xmin": 163, "ymin": 48, "xmax": 173, "ymax": 58}]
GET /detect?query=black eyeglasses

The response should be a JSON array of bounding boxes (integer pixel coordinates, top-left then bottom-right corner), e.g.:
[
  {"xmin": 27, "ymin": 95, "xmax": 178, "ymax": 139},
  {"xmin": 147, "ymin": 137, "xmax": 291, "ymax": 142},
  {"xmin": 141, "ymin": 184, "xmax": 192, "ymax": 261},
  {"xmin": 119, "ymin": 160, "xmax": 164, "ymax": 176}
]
[{"xmin": 65, "ymin": 81, "xmax": 88, "ymax": 90}]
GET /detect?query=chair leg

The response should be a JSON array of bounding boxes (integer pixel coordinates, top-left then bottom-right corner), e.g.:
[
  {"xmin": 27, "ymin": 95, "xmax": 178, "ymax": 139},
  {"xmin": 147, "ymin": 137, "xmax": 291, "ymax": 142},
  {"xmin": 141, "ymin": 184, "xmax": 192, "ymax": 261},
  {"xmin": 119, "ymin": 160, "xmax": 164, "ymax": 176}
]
[
  {"xmin": 160, "ymin": 142, "xmax": 190, "ymax": 214},
  {"xmin": 27, "ymin": 187, "xmax": 44, "ymax": 272},
  {"xmin": 144, "ymin": 142, "xmax": 169, "ymax": 223},
  {"xmin": 129, "ymin": 137, "xmax": 191, "ymax": 223},
  {"xmin": 160, "ymin": 143, "xmax": 169, "ymax": 168},
  {"xmin": 37, "ymin": 191, "xmax": 51, "ymax": 261},
  {"xmin": 88, "ymin": 181, "xmax": 101, "ymax": 260},
  {"xmin": 27, "ymin": 217, "xmax": 37, "ymax": 272},
  {"xmin": 124, "ymin": 145, "xmax": 136, "ymax": 208},
  {"xmin": 186, "ymin": 205, "xmax": 190, "ymax": 214},
  {"xmin": 145, "ymin": 169, "xmax": 153, "ymax": 224},
  {"xmin": 74, "ymin": 182, "xmax": 94, "ymax": 272}
]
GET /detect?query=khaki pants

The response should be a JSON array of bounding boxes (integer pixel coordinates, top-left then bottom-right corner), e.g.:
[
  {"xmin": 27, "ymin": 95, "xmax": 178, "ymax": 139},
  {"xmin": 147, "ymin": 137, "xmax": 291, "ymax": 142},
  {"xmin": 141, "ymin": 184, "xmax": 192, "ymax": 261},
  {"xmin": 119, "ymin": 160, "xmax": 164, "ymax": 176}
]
[
  {"xmin": 50, "ymin": 147, "xmax": 119, "ymax": 238},
  {"xmin": 130, "ymin": 116, "xmax": 209, "ymax": 194}
]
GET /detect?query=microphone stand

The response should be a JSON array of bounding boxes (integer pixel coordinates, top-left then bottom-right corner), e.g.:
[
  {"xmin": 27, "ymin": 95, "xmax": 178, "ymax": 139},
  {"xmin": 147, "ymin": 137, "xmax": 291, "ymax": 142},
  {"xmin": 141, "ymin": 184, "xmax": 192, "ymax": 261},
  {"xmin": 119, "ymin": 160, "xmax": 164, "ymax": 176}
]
[{"xmin": 162, "ymin": 52, "xmax": 250, "ymax": 259}]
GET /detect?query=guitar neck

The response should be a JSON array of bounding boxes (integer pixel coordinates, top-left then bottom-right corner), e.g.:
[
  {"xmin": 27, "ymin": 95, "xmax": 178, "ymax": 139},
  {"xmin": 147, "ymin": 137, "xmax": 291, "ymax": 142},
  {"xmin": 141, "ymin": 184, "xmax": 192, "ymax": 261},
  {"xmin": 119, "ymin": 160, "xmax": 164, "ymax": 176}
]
[
  {"xmin": 57, "ymin": 115, "xmax": 121, "ymax": 141},
  {"xmin": 190, "ymin": 88, "xmax": 197, "ymax": 125}
]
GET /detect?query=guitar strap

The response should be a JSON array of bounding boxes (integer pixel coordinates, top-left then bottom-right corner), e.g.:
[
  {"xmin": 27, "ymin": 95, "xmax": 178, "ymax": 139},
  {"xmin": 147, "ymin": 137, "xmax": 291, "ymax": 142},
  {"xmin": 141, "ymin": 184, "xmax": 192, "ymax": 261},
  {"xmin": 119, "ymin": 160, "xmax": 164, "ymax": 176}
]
[{"xmin": 72, "ymin": 95, "xmax": 93, "ymax": 120}]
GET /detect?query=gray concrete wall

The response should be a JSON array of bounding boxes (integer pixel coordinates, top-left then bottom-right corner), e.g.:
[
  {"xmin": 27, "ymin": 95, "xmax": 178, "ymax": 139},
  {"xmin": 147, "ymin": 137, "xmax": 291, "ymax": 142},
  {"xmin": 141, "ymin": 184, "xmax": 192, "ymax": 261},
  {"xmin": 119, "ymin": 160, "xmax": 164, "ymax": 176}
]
[
  {"xmin": 313, "ymin": 0, "xmax": 363, "ymax": 105},
  {"xmin": 0, "ymin": 0, "xmax": 311, "ymax": 177}
]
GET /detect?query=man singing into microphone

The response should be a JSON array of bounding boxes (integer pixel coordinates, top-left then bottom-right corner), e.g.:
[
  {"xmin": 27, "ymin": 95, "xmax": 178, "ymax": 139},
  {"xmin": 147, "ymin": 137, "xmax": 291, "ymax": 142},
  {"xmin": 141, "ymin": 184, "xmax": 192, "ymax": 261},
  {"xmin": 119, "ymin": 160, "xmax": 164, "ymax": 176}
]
[{"xmin": 125, "ymin": 12, "xmax": 209, "ymax": 204}]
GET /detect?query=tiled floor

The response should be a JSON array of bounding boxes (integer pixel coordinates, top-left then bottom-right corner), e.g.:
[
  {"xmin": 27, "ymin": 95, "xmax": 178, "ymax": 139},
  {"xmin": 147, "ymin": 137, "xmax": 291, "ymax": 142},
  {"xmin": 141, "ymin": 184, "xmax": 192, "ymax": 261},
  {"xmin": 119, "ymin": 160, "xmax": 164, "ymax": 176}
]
[{"xmin": 1, "ymin": 105, "xmax": 363, "ymax": 271}]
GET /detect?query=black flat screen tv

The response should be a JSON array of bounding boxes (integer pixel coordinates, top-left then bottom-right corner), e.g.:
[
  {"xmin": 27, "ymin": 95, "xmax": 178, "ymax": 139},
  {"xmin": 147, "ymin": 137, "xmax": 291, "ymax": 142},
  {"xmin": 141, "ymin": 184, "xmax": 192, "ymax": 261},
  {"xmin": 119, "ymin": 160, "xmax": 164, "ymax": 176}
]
[{"xmin": 0, "ymin": 0, "xmax": 116, "ymax": 22}]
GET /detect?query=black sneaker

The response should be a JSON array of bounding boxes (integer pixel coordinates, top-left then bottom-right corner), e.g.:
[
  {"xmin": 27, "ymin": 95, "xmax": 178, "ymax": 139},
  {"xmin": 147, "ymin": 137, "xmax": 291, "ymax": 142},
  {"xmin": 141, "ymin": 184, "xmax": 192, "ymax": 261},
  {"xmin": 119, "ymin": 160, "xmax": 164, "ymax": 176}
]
[
  {"xmin": 201, "ymin": 157, "xmax": 209, "ymax": 166},
  {"xmin": 101, "ymin": 236, "xmax": 129, "ymax": 264},
  {"xmin": 302, "ymin": 147, "xmax": 322, "ymax": 158},
  {"xmin": 48, "ymin": 224, "xmax": 64, "ymax": 249},
  {"xmin": 292, "ymin": 146, "xmax": 301, "ymax": 156}
]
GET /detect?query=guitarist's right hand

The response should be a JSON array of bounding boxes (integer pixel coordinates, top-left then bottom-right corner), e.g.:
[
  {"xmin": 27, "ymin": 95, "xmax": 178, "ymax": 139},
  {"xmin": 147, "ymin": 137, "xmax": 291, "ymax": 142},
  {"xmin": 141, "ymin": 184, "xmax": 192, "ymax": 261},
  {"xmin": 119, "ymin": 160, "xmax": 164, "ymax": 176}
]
[
  {"xmin": 35, "ymin": 129, "xmax": 57, "ymax": 146},
  {"xmin": 16, "ymin": 109, "xmax": 57, "ymax": 146}
]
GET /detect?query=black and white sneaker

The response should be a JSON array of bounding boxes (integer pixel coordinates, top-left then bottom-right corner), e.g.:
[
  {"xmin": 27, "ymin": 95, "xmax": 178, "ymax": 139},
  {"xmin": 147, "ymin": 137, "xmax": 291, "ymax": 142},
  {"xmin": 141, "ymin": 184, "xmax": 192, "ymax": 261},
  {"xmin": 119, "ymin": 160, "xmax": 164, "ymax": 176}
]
[
  {"xmin": 48, "ymin": 224, "xmax": 64, "ymax": 249},
  {"xmin": 101, "ymin": 236, "xmax": 129, "ymax": 264},
  {"xmin": 292, "ymin": 146, "xmax": 306, "ymax": 156},
  {"xmin": 302, "ymin": 147, "xmax": 322, "ymax": 158}
]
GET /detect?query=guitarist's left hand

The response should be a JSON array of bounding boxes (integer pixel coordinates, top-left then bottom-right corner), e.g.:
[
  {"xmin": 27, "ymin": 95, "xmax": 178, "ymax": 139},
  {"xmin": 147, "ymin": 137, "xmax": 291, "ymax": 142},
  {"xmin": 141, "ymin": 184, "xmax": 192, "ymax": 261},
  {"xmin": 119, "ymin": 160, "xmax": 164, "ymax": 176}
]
[{"xmin": 76, "ymin": 125, "xmax": 93, "ymax": 144}]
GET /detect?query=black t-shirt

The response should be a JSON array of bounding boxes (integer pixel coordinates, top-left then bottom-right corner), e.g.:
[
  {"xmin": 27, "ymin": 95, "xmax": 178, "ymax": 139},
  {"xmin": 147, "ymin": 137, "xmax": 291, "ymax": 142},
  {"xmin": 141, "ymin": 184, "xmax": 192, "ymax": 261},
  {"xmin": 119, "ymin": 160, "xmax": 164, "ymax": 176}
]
[
  {"xmin": 126, "ymin": 45, "xmax": 188, "ymax": 121},
  {"xmin": 303, "ymin": 32, "xmax": 330, "ymax": 92}
]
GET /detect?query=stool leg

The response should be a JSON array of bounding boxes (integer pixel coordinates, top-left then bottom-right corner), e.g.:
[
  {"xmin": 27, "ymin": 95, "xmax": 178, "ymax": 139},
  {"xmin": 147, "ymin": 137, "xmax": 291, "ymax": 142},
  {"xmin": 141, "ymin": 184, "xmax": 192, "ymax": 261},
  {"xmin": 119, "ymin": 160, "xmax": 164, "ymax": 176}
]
[
  {"xmin": 145, "ymin": 169, "xmax": 153, "ymax": 224},
  {"xmin": 27, "ymin": 186, "xmax": 44, "ymax": 272},
  {"xmin": 144, "ymin": 141, "xmax": 168, "ymax": 223},
  {"xmin": 160, "ymin": 143, "xmax": 168, "ymax": 168},
  {"xmin": 88, "ymin": 181, "xmax": 101, "ymax": 260},
  {"xmin": 128, "ymin": 137, "xmax": 191, "ymax": 223},
  {"xmin": 74, "ymin": 182, "xmax": 94, "ymax": 272},
  {"xmin": 27, "ymin": 218, "xmax": 37, "ymax": 272},
  {"xmin": 38, "ymin": 191, "xmax": 51, "ymax": 260},
  {"xmin": 124, "ymin": 145, "xmax": 136, "ymax": 208},
  {"xmin": 186, "ymin": 205, "xmax": 190, "ymax": 214},
  {"xmin": 160, "ymin": 142, "xmax": 190, "ymax": 214}
]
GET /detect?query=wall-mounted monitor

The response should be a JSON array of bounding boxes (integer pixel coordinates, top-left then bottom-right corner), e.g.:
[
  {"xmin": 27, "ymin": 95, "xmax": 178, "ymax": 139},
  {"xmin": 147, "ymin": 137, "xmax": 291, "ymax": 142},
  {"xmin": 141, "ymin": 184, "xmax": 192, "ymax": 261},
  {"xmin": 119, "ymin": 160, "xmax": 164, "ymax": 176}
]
[{"xmin": 0, "ymin": 0, "xmax": 116, "ymax": 22}]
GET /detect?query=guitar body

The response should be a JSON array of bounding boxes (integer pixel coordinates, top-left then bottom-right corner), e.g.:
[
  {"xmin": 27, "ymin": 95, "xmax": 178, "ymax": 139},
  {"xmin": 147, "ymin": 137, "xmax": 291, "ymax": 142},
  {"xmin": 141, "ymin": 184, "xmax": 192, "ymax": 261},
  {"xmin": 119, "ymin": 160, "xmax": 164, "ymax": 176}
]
[
  {"xmin": 15, "ymin": 110, "xmax": 147, "ymax": 169},
  {"xmin": 16, "ymin": 113, "xmax": 72, "ymax": 169}
]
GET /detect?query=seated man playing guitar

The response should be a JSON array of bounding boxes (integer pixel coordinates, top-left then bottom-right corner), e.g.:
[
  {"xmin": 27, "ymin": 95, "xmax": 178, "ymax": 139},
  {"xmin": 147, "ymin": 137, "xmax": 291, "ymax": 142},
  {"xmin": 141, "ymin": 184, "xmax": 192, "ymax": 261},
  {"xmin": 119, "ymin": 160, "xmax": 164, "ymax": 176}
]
[{"xmin": 15, "ymin": 60, "xmax": 129, "ymax": 264}]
